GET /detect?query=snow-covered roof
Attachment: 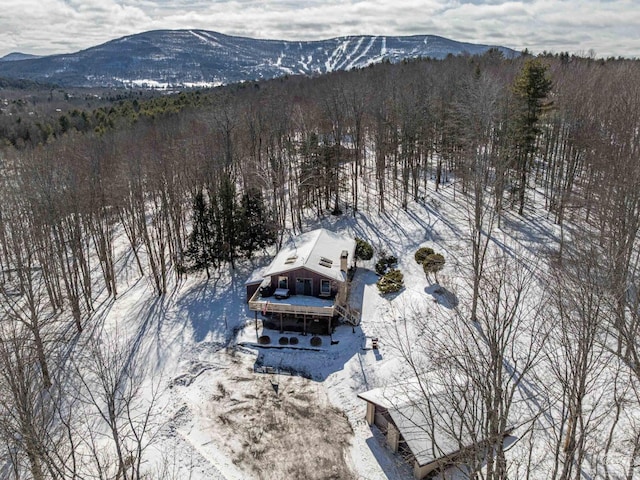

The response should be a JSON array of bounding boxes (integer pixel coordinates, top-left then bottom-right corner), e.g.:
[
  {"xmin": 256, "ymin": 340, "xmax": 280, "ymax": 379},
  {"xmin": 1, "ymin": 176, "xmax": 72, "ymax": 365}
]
[
  {"xmin": 389, "ymin": 400, "xmax": 466, "ymax": 467},
  {"xmin": 262, "ymin": 228, "xmax": 356, "ymax": 283},
  {"xmin": 244, "ymin": 266, "xmax": 269, "ymax": 286},
  {"xmin": 358, "ymin": 379, "xmax": 479, "ymax": 467}
]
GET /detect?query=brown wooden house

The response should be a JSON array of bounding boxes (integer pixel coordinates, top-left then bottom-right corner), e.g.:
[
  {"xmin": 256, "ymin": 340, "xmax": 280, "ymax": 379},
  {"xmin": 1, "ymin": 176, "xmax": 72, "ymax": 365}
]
[{"xmin": 247, "ymin": 228, "xmax": 359, "ymax": 333}]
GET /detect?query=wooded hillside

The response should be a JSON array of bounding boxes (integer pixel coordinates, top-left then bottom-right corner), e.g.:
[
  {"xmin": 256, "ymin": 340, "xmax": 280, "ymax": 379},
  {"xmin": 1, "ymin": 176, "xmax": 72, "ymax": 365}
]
[{"xmin": 1, "ymin": 51, "xmax": 640, "ymax": 478}]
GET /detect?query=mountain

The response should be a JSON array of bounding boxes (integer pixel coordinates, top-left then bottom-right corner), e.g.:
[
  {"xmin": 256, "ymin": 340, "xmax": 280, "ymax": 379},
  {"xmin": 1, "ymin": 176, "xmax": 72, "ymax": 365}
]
[
  {"xmin": 0, "ymin": 30, "xmax": 518, "ymax": 88},
  {"xmin": 0, "ymin": 52, "xmax": 42, "ymax": 62}
]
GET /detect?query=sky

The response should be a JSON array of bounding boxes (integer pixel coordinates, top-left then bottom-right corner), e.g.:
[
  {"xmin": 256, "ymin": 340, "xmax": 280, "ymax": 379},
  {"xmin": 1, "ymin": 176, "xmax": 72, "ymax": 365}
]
[{"xmin": 1, "ymin": 0, "xmax": 639, "ymax": 59}]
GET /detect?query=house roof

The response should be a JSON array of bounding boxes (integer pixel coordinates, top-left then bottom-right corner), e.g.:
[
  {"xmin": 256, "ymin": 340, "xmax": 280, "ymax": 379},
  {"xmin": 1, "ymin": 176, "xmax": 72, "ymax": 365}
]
[
  {"xmin": 262, "ymin": 228, "xmax": 356, "ymax": 283},
  {"xmin": 388, "ymin": 400, "xmax": 466, "ymax": 467},
  {"xmin": 244, "ymin": 266, "xmax": 269, "ymax": 286},
  {"xmin": 358, "ymin": 379, "xmax": 478, "ymax": 467}
]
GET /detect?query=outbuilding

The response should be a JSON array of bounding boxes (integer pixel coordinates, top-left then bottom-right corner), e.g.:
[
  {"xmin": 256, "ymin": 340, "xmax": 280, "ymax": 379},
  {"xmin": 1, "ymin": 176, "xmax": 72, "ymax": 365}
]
[{"xmin": 358, "ymin": 383, "xmax": 513, "ymax": 479}]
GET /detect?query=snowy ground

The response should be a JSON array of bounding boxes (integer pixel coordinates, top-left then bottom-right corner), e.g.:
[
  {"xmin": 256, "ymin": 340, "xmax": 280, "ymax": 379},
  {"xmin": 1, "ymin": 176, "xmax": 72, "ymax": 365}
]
[{"xmin": 85, "ymin": 180, "xmax": 612, "ymax": 479}]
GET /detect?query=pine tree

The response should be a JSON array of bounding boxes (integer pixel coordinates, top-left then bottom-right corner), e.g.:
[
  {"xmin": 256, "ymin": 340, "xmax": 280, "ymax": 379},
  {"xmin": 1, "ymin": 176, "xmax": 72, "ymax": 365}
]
[
  {"xmin": 237, "ymin": 189, "xmax": 276, "ymax": 259},
  {"xmin": 185, "ymin": 190, "xmax": 216, "ymax": 278},
  {"xmin": 377, "ymin": 269, "xmax": 404, "ymax": 294},
  {"xmin": 512, "ymin": 58, "xmax": 553, "ymax": 215}
]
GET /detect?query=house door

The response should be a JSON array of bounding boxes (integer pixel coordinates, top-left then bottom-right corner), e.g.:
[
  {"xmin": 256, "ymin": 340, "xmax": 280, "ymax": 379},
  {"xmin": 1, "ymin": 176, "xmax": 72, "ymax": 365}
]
[{"xmin": 296, "ymin": 278, "xmax": 312, "ymax": 296}]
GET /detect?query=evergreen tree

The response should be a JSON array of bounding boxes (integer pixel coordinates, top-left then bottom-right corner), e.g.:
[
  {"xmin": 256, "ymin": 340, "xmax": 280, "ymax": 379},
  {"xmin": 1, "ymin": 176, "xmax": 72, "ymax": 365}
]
[
  {"xmin": 414, "ymin": 246, "xmax": 435, "ymax": 265},
  {"xmin": 237, "ymin": 189, "xmax": 276, "ymax": 259},
  {"xmin": 355, "ymin": 237, "xmax": 374, "ymax": 266},
  {"xmin": 512, "ymin": 58, "xmax": 553, "ymax": 215},
  {"xmin": 377, "ymin": 269, "xmax": 404, "ymax": 294},
  {"xmin": 208, "ymin": 191, "xmax": 225, "ymax": 268},
  {"xmin": 216, "ymin": 174, "xmax": 239, "ymax": 269},
  {"xmin": 184, "ymin": 190, "xmax": 216, "ymax": 278},
  {"xmin": 375, "ymin": 253, "xmax": 398, "ymax": 276}
]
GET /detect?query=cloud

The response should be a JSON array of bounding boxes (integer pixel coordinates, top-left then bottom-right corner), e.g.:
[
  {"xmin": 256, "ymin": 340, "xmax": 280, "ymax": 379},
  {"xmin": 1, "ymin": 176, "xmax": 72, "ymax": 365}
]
[{"xmin": 0, "ymin": 0, "xmax": 638, "ymax": 58}]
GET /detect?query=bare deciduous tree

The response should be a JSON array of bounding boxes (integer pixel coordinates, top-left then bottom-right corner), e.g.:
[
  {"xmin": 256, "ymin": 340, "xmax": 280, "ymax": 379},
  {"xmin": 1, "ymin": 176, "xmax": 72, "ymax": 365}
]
[
  {"xmin": 72, "ymin": 327, "xmax": 162, "ymax": 480},
  {"xmin": 387, "ymin": 247, "xmax": 547, "ymax": 479}
]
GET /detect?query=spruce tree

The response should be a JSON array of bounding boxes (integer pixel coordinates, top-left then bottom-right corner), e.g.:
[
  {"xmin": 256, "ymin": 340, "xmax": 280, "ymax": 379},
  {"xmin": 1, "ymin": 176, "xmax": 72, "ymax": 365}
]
[{"xmin": 355, "ymin": 237, "xmax": 374, "ymax": 266}]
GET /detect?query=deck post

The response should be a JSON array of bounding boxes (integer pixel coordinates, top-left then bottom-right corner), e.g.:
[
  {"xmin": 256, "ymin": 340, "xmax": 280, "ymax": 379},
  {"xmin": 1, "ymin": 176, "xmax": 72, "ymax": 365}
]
[
  {"xmin": 279, "ymin": 312, "xmax": 283, "ymax": 333},
  {"xmin": 303, "ymin": 315, "xmax": 306, "ymax": 336}
]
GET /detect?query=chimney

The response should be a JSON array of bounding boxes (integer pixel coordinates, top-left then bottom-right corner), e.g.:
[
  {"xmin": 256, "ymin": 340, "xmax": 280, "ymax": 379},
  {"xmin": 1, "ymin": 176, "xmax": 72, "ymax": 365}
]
[{"xmin": 340, "ymin": 250, "xmax": 349, "ymax": 273}]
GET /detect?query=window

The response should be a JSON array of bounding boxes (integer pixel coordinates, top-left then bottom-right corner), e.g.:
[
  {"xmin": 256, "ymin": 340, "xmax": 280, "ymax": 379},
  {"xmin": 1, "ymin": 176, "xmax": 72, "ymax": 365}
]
[
  {"xmin": 320, "ymin": 279, "xmax": 331, "ymax": 296},
  {"xmin": 278, "ymin": 276, "xmax": 288, "ymax": 289}
]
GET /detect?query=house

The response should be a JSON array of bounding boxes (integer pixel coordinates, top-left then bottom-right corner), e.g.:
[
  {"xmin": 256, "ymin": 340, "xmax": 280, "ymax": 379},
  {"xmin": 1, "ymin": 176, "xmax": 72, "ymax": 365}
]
[
  {"xmin": 247, "ymin": 228, "xmax": 359, "ymax": 333},
  {"xmin": 244, "ymin": 266, "xmax": 268, "ymax": 302},
  {"xmin": 358, "ymin": 382, "xmax": 514, "ymax": 479}
]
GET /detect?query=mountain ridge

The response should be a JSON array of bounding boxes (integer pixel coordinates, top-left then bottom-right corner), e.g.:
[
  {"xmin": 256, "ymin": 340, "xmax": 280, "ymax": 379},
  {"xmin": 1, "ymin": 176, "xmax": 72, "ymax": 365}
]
[
  {"xmin": 0, "ymin": 29, "xmax": 519, "ymax": 88},
  {"xmin": 0, "ymin": 52, "xmax": 42, "ymax": 62}
]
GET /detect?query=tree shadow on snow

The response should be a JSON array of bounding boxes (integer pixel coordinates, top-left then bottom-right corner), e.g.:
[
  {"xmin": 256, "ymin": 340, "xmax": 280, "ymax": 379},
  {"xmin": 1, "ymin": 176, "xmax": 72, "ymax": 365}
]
[
  {"xmin": 365, "ymin": 427, "xmax": 414, "ymax": 479},
  {"xmin": 176, "ymin": 263, "xmax": 258, "ymax": 345},
  {"xmin": 425, "ymin": 284, "xmax": 459, "ymax": 309}
]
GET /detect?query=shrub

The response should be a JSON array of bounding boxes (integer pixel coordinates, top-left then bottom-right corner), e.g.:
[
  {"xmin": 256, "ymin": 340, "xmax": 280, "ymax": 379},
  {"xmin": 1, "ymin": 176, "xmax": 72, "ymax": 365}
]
[
  {"xmin": 289, "ymin": 337, "xmax": 299, "ymax": 345},
  {"xmin": 310, "ymin": 336, "xmax": 322, "ymax": 347},
  {"xmin": 258, "ymin": 335, "xmax": 271, "ymax": 345},
  {"xmin": 377, "ymin": 268, "xmax": 404, "ymax": 294},
  {"xmin": 375, "ymin": 252, "xmax": 398, "ymax": 275},
  {"xmin": 414, "ymin": 246, "xmax": 435, "ymax": 265},
  {"xmin": 355, "ymin": 237, "xmax": 374, "ymax": 262},
  {"xmin": 279, "ymin": 337, "xmax": 289, "ymax": 345},
  {"xmin": 423, "ymin": 253, "xmax": 446, "ymax": 281}
]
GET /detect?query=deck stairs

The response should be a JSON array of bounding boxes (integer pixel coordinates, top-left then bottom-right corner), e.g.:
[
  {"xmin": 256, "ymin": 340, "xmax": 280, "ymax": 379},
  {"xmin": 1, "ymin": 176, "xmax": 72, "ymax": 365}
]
[{"xmin": 335, "ymin": 304, "xmax": 360, "ymax": 326}]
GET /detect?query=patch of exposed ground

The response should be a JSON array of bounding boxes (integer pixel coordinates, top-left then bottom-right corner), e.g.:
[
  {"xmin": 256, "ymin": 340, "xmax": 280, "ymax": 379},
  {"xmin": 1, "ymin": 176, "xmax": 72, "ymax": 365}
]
[{"xmin": 209, "ymin": 365, "xmax": 355, "ymax": 480}]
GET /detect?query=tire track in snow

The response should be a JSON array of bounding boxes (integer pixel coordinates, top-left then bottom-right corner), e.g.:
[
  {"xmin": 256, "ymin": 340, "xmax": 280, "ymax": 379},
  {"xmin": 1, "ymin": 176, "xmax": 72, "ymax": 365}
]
[{"xmin": 171, "ymin": 427, "xmax": 240, "ymax": 480}]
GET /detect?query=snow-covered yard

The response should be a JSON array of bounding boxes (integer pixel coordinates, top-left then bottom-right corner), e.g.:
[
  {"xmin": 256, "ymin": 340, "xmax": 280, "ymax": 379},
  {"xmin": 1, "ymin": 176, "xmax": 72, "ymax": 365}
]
[
  {"xmin": 81, "ymin": 185, "xmax": 465, "ymax": 479},
  {"xmin": 78, "ymin": 179, "xmax": 634, "ymax": 480}
]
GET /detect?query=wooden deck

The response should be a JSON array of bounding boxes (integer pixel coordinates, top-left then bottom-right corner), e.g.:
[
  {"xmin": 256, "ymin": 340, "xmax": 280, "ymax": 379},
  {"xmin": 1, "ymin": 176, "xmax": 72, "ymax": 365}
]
[{"xmin": 248, "ymin": 289, "xmax": 336, "ymax": 318}]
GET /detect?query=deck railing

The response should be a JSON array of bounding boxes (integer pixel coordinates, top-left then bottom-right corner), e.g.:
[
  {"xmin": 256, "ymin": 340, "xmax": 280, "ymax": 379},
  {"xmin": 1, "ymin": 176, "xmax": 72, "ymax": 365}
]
[{"xmin": 248, "ymin": 290, "xmax": 336, "ymax": 317}]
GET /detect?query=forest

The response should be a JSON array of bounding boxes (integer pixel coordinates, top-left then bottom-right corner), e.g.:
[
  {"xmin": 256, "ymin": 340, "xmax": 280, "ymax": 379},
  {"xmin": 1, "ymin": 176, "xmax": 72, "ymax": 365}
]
[{"xmin": 0, "ymin": 49, "xmax": 640, "ymax": 479}]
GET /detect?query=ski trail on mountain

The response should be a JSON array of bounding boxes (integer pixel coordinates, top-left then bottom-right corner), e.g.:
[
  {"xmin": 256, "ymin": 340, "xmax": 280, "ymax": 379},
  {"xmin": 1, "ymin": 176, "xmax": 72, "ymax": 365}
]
[
  {"xmin": 346, "ymin": 36, "xmax": 377, "ymax": 69},
  {"xmin": 189, "ymin": 30, "xmax": 223, "ymax": 49},
  {"xmin": 326, "ymin": 39, "xmax": 350, "ymax": 72},
  {"xmin": 335, "ymin": 36, "xmax": 363, "ymax": 71}
]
